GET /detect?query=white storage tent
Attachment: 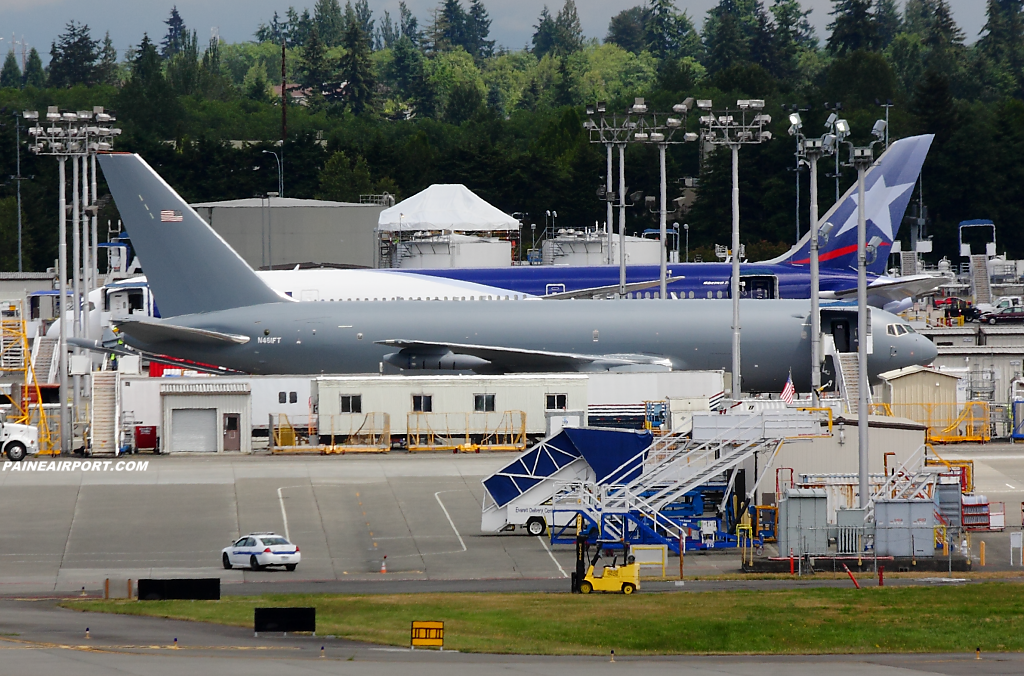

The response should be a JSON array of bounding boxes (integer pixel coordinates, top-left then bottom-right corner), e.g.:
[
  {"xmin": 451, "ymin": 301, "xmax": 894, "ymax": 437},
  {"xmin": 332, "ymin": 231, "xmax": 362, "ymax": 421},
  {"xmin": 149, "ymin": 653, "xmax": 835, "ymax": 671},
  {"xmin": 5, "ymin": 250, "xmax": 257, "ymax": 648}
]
[{"xmin": 377, "ymin": 184, "xmax": 519, "ymax": 232}]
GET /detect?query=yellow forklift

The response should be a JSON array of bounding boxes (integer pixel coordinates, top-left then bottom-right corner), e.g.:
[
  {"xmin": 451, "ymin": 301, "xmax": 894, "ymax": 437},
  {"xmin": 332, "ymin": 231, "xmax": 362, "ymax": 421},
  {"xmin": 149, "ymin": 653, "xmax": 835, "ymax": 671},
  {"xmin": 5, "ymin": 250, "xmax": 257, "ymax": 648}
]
[{"xmin": 578, "ymin": 541, "xmax": 640, "ymax": 595}]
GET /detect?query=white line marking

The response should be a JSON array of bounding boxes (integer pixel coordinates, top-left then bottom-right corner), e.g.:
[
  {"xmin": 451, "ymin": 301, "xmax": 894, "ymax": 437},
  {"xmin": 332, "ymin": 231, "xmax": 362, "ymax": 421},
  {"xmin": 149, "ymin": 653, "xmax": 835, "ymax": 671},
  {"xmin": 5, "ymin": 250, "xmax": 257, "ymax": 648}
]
[
  {"xmin": 277, "ymin": 485, "xmax": 305, "ymax": 542},
  {"xmin": 1008, "ymin": 484, "xmax": 1017, "ymax": 489},
  {"xmin": 434, "ymin": 491, "xmax": 467, "ymax": 552},
  {"xmin": 537, "ymin": 535, "xmax": 568, "ymax": 578}
]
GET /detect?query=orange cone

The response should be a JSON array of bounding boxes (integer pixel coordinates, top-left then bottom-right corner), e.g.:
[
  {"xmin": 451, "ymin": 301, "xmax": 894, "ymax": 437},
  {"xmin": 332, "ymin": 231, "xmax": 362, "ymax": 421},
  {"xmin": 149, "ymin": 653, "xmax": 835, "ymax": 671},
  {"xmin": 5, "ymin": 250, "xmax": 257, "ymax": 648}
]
[{"xmin": 380, "ymin": 555, "xmax": 387, "ymax": 574}]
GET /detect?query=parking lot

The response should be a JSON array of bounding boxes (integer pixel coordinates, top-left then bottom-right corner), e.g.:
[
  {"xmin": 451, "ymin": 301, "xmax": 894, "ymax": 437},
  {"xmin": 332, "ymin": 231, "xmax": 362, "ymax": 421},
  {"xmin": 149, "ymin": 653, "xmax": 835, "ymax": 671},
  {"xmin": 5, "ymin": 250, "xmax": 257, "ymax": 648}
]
[
  {"xmin": 0, "ymin": 454, "xmax": 575, "ymax": 594},
  {"xmin": 1, "ymin": 445, "xmax": 1022, "ymax": 595}
]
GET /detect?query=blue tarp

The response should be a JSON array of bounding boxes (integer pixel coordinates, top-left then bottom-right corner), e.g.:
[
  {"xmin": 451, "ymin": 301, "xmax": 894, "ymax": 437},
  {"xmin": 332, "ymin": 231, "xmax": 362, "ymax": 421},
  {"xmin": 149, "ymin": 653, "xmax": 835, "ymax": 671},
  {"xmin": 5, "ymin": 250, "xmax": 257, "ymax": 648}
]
[
  {"xmin": 564, "ymin": 428, "xmax": 651, "ymax": 484},
  {"xmin": 482, "ymin": 428, "xmax": 652, "ymax": 508}
]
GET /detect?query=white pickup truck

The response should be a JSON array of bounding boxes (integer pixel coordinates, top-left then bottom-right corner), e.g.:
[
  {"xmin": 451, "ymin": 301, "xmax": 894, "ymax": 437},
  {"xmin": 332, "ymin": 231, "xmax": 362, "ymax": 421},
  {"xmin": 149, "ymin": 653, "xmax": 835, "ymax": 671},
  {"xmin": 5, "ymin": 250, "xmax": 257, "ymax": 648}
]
[{"xmin": 1, "ymin": 419, "xmax": 39, "ymax": 461}]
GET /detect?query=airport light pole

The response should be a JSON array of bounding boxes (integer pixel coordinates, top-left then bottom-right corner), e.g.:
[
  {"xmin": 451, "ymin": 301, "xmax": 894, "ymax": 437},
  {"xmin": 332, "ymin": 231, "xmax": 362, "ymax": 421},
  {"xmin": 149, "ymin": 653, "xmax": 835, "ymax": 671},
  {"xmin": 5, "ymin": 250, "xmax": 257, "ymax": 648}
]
[
  {"xmin": 876, "ymin": 99, "xmax": 893, "ymax": 150},
  {"xmin": 698, "ymin": 99, "xmax": 773, "ymax": 396},
  {"xmin": 585, "ymin": 98, "xmax": 696, "ymax": 297},
  {"xmin": 24, "ymin": 106, "xmax": 120, "ymax": 454},
  {"xmin": 824, "ymin": 103, "xmax": 849, "ymax": 204},
  {"xmin": 802, "ymin": 135, "xmax": 837, "ymax": 405},
  {"xmin": 846, "ymin": 141, "xmax": 879, "ymax": 509},
  {"xmin": 784, "ymin": 104, "xmax": 810, "ymax": 244},
  {"xmin": 684, "ymin": 223, "xmax": 689, "ymax": 262}
]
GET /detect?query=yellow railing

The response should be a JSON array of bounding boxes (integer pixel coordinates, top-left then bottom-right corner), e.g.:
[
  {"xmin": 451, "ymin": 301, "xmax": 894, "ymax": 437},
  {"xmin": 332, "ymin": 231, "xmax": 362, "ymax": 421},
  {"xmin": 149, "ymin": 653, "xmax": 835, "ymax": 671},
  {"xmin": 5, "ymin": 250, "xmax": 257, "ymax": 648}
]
[
  {"xmin": 887, "ymin": 401, "xmax": 990, "ymax": 444},
  {"xmin": 867, "ymin": 402, "xmax": 893, "ymax": 416},
  {"xmin": 925, "ymin": 445, "xmax": 975, "ymax": 493},
  {"xmin": 407, "ymin": 410, "xmax": 527, "ymax": 452}
]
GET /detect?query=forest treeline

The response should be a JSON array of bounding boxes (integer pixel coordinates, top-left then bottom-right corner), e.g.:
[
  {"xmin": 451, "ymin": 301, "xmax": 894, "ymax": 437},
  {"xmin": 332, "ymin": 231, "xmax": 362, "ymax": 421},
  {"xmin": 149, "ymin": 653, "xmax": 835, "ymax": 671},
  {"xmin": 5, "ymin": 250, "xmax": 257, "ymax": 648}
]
[{"xmin": 0, "ymin": 0, "xmax": 1022, "ymax": 271}]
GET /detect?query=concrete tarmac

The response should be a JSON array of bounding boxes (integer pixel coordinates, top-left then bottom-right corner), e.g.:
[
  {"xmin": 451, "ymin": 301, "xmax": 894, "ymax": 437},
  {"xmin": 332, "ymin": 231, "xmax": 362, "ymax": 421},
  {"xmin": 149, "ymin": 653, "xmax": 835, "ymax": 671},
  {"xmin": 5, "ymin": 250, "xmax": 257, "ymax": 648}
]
[
  {"xmin": 2, "ymin": 447, "xmax": 1022, "ymax": 594},
  {"xmin": 0, "ymin": 454, "xmax": 590, "ymax": 594}
]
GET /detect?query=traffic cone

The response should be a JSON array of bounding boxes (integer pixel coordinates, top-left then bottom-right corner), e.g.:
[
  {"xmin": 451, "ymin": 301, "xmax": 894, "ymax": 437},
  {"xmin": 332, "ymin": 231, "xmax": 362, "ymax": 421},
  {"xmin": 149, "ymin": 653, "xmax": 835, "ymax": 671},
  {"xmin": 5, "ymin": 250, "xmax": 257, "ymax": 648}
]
[{"xmin": 380, "ymin": 555, "xmax": 387, "ymax": 574}]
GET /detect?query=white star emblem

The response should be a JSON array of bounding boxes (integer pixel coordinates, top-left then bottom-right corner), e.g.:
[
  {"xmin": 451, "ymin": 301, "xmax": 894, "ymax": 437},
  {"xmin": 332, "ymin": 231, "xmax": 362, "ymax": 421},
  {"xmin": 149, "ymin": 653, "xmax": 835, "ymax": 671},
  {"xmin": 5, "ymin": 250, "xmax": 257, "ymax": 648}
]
[{"xmin": 833, "ymin": 174, "xmax": 916, "ymax": 241}]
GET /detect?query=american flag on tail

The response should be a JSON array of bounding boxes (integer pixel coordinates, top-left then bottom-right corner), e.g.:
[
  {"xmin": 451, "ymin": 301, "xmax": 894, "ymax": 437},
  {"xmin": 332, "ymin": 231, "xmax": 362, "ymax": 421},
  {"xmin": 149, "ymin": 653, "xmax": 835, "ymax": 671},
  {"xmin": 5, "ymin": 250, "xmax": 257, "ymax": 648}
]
[
  {"xmin": 160, "ymin": 210, "xmax": 183, "ymax": 222},
  {"xmin": 780, "ymin": 372, "xmax": 795, "ymax": 404}
]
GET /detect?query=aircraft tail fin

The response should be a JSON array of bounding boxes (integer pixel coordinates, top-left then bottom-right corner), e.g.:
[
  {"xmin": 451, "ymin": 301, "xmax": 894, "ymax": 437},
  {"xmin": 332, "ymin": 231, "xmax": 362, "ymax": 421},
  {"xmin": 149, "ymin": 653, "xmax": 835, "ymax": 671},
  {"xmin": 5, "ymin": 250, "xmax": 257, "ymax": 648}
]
[
  {"xmin": 98, "ymin": 153, "xmax": 283, "ymax": 317},
  {"xmin": 768, "ymin": 134, "xmax": 933, "ymax": 275}
]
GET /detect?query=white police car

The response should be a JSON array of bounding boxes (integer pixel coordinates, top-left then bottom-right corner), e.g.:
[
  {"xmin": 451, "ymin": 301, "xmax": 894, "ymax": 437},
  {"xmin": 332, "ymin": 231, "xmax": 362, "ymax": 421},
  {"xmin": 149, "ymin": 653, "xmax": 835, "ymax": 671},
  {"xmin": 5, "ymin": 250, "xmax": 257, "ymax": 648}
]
[{"xmin": 222, "ymin": 532, "xmax": 300, "ymax": 571}]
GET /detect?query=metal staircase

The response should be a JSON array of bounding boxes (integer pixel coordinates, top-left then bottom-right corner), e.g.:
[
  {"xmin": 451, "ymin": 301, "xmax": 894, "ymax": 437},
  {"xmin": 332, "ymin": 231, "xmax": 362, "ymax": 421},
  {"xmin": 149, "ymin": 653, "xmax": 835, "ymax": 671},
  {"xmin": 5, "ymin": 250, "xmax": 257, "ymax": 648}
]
[
  {"xmin": 30, "ymin": 336, "xmax": 59, "ymax": 384},
  {"xmin": 837, "ymin": 353, "xmax": 868, "ymax": 415},
  {"xmin": 970, "ymin": 254, "xmax": 992, "ymax": 305},
  {"xmin": 865, "ymin": 444, "xmax": 940, "ymax": 521},
  {"xmin": 554, "ymin": 415, "xmax": 789, "ymax": 552}
]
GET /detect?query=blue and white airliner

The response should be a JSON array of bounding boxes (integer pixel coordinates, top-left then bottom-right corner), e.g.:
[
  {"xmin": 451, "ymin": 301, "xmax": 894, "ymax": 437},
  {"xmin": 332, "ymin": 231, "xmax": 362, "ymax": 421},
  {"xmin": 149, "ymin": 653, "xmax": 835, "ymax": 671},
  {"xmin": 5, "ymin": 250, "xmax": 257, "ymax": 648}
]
[{"xmin": 396, "ymin": 134, "xmax": 938, "ymax": 313}]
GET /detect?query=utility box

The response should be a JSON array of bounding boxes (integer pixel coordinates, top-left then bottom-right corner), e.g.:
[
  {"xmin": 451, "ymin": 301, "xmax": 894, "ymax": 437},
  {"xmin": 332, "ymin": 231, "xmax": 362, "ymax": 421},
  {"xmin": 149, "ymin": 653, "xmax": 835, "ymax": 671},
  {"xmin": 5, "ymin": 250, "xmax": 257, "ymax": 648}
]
[
  {"xmin": 874, "ymin": 499, "xmax": 936, "ymax": 558},
  {"xmin": 777, "ymin": 488, "xmax": 828, "ymax": 556},
  {"xmin": 835, "ymin": 507, "xmax": 869, "ymax": 554}
]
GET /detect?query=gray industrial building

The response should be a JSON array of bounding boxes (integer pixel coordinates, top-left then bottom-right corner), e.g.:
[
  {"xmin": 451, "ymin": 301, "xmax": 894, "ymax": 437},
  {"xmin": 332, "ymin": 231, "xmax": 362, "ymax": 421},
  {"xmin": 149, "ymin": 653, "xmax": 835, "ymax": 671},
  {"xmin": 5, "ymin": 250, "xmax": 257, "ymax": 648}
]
[{"xmin": 192, "ymin": 197, "xmax": 385, "ymax": 269}]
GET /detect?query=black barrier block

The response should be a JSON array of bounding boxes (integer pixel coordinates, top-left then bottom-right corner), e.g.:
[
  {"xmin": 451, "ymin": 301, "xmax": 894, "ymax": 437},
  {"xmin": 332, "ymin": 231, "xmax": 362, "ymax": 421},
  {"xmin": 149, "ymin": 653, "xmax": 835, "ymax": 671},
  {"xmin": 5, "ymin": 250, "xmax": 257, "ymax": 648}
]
[
  {"xmin": 138, "ymin": 578, "xmax": 220, "ymax": 601},
  {"xmin": 255, "ymin": 607, "xmax": 316, "ymax": 633}
]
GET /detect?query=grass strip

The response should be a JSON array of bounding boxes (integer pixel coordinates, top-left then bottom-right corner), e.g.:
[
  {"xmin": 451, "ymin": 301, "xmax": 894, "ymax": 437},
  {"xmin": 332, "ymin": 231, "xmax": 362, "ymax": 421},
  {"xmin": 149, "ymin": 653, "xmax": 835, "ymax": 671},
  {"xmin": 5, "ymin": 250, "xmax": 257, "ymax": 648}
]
[{"xmin": 63, "ymin": 583, "xmax": 1024, "ymax": 655}]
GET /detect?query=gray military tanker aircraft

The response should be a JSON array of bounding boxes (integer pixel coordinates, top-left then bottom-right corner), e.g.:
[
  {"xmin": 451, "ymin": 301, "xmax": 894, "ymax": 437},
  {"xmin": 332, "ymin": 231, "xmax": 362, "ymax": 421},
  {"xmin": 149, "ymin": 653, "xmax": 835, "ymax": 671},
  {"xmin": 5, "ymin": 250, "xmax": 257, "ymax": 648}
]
[{"xmin": 93, "ymin": 153, "xmax": 937, "ymax": 392}]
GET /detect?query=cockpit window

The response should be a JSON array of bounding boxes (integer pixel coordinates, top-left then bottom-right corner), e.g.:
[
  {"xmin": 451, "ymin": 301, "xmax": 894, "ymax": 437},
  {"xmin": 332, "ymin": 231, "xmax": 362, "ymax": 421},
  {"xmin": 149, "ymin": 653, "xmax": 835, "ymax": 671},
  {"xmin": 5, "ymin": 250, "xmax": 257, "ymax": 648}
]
[
  {"xmin": 904, "ymin": 325, "xmax": 916, "ymax": 333},
  {"xmin": 887, "ymin": 324, "xmax": 911, "ymax": 336}
]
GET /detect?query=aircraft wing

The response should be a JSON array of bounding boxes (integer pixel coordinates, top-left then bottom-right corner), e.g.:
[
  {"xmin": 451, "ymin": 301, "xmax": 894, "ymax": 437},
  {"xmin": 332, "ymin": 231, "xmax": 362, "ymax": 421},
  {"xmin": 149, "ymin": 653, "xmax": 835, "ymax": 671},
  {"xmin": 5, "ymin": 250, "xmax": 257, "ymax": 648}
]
[
  {"xmin": 823, "ymin": 275, "xmax": 943, "ymax": 305},
  {"xmin": 542, "ymin": 278, "xmax": 679, "ymax": 300},
  {"xmin": 377, "ymin": 339, "xmax": 673, "ymax": 373},
  {"xmin": 113, "ymin": 319, "xmax": 251, "ymax": 345},
  {"xmin": 67, "ymin": 337, "xmax": 244, "ymax": 374}
]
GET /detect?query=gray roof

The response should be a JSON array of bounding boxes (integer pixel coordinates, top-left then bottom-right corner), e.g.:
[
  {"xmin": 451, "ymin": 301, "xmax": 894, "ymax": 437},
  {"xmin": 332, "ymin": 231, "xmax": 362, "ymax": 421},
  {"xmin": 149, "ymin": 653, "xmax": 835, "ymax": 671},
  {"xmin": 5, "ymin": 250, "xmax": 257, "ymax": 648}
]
[{"xmin": 190, "ymin": 197, "xmax": 375, "ymax": 208}]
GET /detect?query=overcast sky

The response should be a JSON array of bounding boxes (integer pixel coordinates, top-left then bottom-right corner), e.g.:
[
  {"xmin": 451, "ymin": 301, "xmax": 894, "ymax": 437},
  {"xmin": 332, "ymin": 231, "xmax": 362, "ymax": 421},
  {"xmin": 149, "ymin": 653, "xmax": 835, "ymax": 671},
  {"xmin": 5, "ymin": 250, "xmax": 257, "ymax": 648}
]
[{"xmin": 0, "ymin": 0, "xmax": 985, "ymax": 63}]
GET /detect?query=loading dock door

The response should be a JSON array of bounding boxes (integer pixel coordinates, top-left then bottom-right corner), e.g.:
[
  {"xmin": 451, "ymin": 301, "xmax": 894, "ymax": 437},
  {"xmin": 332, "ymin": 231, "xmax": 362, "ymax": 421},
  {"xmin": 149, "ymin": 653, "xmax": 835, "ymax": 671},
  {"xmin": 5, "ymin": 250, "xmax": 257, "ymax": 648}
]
[{"xmin": 170, "ymin": 408, "xmax": 218, "ymax": 452}]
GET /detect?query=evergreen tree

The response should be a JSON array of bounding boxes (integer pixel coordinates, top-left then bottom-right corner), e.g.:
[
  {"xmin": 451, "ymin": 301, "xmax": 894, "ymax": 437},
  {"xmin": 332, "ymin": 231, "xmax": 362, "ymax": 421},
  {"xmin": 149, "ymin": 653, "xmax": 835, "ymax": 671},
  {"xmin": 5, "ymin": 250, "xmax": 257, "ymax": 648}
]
[
  {"xmin": 96, "ymin": 32, "xmax": 120, "ymax": 85},
  {"xmin": 466, "ymin": 0, "xmax": 496, "ymax": 60},
  {"xmin": 377, "ymin": 10, "xmax": 401, "ymax": 50},
  {"xmin": 22, "ymin": 48, "xmax": 44, "ymax": 88},
  {"xmin": 48, "ymin": 21, "xmax": 99, "ymax": 87},
  {"xmin": 827, "ymin": 0, "xmax": 878, "ymax": 55},
  {"xmin": 554, "ymin": 0, "xmax": 585, "ymax": 56},
  {"xmin": 703, "ymin": 1, "xmax": 751, "ymax": 73},
  {"xmin": 287, "ymin": 7, "xmax": 314, "ymax": 47},
  {"xmin": 352, "ymin": 0, "xmax": 375, "ymax": 39},
  {"xmin": 874, "ymin": 0, "xmax": 901, "ymax": 48},
  {"xmin": 314, "ymin": 0, "xmax": 345, "ymax": 47},
  {"xmin": 771, "ymin": 0, "xmax": 816, "ymax": 80},
  {"xmin": 389, "ymin": 36, "xmax": 435, "ymax": 116},
  {"xmin": 911, "ymin": 69, "xmax": 956, "ymax": 145},
  {"xmin": 606, "ymin": 6, "xmax": 650, "ymax": 54},
  {"xmin": 167, "ymin": 29, "xmax": 201, "ymax": 96},
  {"xmin": 430, "ymin": 0, "xmax": 468, "ymax": 53},
  {"xmin": 318, "ymin": 151, "xmax": 374, "ymax": 201},
  {"xmin": 0, "ymin": 50, "xmax": 21, "ymax": 89},
  {"xmin": 532, "ymin": 6, "xmax": 558, "ymax": 57},
  {"xmin": 299, "ymin": 25, "xmax": 332, "ymax": 87},
  {"xmin": 646, "ymin": 0, "xmax": 701, "ymax": 61},
  {"xmin": 978, "ymin": 0, "xmax": 1024, "ymax": 95},
  {"xmin": 161, "ymin": 6, "xmax": 187, "ymax": 58},
  {"xmin": 256, "ymin": 11, "xmax": 290, "ymax": 43},
  {"xmin": 118, "ymin": 34, "xmax": 181, "ymax": 139},
  {"xmin": 338, "ymin": 15, "xmax": 375, "ymax": 114},
  {"xmin": 445, "ymin": 81, "xmax": 483, "ymax": 123},
  {"xmin": 399, "ymin": 2, "xmax": 421, "ymax": 45}
]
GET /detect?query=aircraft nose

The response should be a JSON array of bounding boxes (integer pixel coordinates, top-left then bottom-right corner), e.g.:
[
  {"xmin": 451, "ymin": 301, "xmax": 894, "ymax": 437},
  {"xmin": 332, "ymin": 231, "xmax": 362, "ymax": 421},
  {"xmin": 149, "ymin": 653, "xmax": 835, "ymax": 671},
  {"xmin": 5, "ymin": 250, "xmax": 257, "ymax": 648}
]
[{"xmin": 911, "ymin": 334, "xmax": 937, "ymax": 365}]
